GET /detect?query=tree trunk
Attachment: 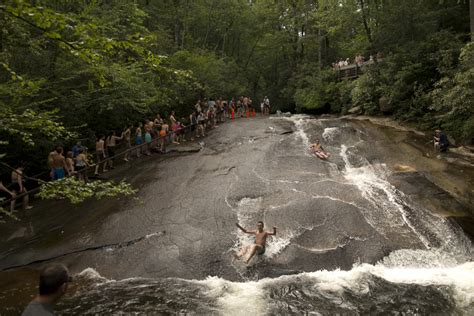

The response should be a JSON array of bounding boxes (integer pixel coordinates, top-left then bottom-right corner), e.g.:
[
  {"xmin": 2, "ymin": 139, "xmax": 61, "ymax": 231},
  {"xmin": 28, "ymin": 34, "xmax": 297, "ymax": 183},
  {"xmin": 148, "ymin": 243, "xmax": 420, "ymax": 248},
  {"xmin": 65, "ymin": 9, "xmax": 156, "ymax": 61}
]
[
  {"xmin": 471, "ymin": 0, "xmax": 474, "ymax": 41},
  {"xmin": 318, "ymin": 28, "xmax": 322, "ymax": 69},
  {"xmin": 358, "ymin": 0, "xmax": 373, "ymax": 47}
]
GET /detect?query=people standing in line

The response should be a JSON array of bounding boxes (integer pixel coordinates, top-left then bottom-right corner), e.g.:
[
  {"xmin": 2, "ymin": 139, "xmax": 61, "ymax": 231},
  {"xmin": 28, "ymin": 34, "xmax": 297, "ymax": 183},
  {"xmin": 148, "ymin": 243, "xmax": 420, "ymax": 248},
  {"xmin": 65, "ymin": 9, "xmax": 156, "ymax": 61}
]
[
  {"xmin": 194, "ymin": 100, "xmax": 202, "ymax": 114},
  {"xmin": 237, "ymin": 97, "xmax": 243, "ymax": 117},
  {"xmin": 243, "ymin": 96, "xmax": 249, "ymax": 117},
  {"xmin": 51, "ymin": 147, "xmax": 70, "ymax": 180},
  {"xmin": 75, "ymin": 148, "xmax": 90, "ymax": 182},
  {"xmin": 71, "ymin": 141, "xmax": 85, "ymax": 158},
  {"xmin": 144, "ymin": 122, "xmax": 153, "ymax": 155},
  {"xmin": 197, "ymin": 111, "xmax": 206, "ymax": 137},
  {"xmin": 264, "ymin": 96, "xmax": 270, "ymax": 115},
  {"xmin": 170, "ymin": 111, "xmax": 180, "ymax": 145},
  {"xmin": 22, "ymin": 264, "xmax": 72, "ymax": 316},
  {"xmin": 47, "ymin": 146, "xmax": 60, "ymax": 180},
  {"xmin": 208, "ymin": 97, "xmax": 216, "ymax": 111},
  {"xmin": 229, "ymin": 97, "xmax": 235, "ymax": 119},
  {"xmin": 154, "ymin": 114, "xmax": 163, "ymax": 126},
  {"xmin": 222, "ymin": 100, "xmax": 228, "ymax": 122},
  {"xmin": 0, "ymin": 176, "xmax": 16, "ymax": 213},
  {"xmin": 65, "ymin": 151, "xmax": 75, "ymax": 176},
  {"xmin": 177, "ymin": 120, "xmax": 187, "ymax": 142},
  {"xmin": 106, "ymin": 131, "xmax": 123, "ymax": 168},
  {"xmin": 94, "ymin": 135, "xmax": 107, "ymax": 175},
  {"xmin": 189, "ymin": 111, "xmax": 197, "ymax": 141},
  {"xmin": 159, "ymin": 124, "xmax": 167, "ymax": 153},
  {"xmin": 10, "ymin": 165, "xmax": 32, "ymax": 210},
  {"xmin": 123, "ymin": 125, "xmax": 132, "ymax": 162},
  {"xmin": 207, "ymin": 107, "xmax": 216, "ymax": 128},
  {"xmin": 135, "ymin": 123, "xmax": 143, "ymax": 158}
]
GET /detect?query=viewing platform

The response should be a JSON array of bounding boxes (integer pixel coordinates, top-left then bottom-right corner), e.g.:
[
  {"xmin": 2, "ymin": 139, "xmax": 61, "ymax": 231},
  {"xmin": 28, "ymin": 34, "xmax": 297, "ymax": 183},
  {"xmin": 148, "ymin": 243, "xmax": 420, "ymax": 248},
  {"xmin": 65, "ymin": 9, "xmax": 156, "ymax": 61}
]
[{"xmin": 335, "ymin": 59, "xmax": 381, "ymax": 80}]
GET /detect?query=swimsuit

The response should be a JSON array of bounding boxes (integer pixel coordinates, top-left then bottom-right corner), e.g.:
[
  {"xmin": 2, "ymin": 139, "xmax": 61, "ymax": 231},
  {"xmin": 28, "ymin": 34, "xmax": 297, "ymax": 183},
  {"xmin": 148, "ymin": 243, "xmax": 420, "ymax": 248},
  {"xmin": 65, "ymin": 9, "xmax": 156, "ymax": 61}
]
[
  {"xmin": 10, "ymin": 181, "xmax": 22, "ymax": 192},
  {"xmin": 75, "ymin": 159, "xmax": 86, "ymax": 172},
  {"xmin": 135, "ymin": 136, "xmax": 142, "ymax": 145},
  {"xmin": 53, "ymin": 168, "xmax": 65, "ymax": 180},
  {"xmin": 145, "ymin": 132, "xmax": 152, "ymax": 143},
  {"xmin": 256, "ymin": 245, "xmax": 265, "ymax": 255},
  {"xmin": 108, "ymin": 146, "xmax": 116, "ymax": 159}
]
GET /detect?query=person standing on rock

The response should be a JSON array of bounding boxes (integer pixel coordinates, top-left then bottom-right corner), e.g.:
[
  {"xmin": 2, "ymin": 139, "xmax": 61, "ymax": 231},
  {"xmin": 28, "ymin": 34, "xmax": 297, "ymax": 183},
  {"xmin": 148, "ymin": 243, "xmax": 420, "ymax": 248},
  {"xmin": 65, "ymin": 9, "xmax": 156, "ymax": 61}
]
[
  {"xmin": 122, "ymin": 125, "xmax": 132, "ymax": 162},
  {"xmin": 235, "ymin": 221, "xmax": 277, "ymax": 264},
  {"xmin": 264, "ymin": 96, "xmax": 270, "ymax": 115},
  {"xmin": 51, "ymin": 147, "xmax": 70, "ymax": 179},
  {"xmin": 94, "ymin": 135, "xmax": 107, "ymax": 175}
]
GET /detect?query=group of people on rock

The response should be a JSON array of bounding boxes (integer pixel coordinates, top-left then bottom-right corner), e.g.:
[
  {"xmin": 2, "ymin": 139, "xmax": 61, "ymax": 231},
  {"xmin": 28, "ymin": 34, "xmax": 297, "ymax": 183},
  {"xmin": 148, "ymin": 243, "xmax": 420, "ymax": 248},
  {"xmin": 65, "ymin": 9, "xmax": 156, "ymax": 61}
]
[
  {"xmin": 193, "ymin": 96, "xmax": 271, "ymax": 121},
  {"xmin": 0, "ymin": 95, "xmax": 272, "ymax": 214},
  {"xmin": 55, "ymin": 96, "xmax": 272, "ymax": 179}
]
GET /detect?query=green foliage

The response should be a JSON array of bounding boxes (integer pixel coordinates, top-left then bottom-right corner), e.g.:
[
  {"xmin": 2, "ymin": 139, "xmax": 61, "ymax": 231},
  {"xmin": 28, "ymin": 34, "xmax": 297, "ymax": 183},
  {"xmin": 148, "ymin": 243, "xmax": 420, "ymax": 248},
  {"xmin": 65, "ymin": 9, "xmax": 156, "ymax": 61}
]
[
  {"xmin": 0, "ymin": 108, "xmax": 76, "ymax": 146},
  {"xmin": 37, "ymin": 177, "xmax": 136, "ymax": 204},
  {"xmin": 0, "ymin": 0, "xmax": 472, "ymax": 222},
  {"xmin": 351, "ymin": 70, "xmax": 380, "ymax": 115},
  {"xmin": 293, "ymin": 68, "xmax": 339, "ymax": 112},
  {"xmin": 430, "ymin": 42, "xmax": 474, "ymax": 139},
  {"xmin": 0, "ymin": 204, "xmax": 19, "ymax": 223},
  {"xmin": 169, "ymin": 50, "xmax": 245, "ymax": 98}
]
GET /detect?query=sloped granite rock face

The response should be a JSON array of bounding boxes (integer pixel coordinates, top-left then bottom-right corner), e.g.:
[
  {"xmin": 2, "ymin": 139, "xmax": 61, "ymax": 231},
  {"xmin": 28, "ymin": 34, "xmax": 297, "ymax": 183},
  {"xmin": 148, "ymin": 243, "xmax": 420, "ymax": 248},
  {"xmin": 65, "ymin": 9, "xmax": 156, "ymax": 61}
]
[{"xmin": 1, "ymin": 116, "xmax": 472, "ymax": 285}]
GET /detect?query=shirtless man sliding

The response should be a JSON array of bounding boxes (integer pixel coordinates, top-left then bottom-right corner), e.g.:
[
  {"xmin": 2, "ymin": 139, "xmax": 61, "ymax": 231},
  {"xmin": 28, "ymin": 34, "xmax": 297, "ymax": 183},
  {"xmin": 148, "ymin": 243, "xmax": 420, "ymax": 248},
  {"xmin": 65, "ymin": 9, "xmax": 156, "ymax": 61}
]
[{"xmin": 235, "ymin": 221, "xmax": 277, "ymax": 264}]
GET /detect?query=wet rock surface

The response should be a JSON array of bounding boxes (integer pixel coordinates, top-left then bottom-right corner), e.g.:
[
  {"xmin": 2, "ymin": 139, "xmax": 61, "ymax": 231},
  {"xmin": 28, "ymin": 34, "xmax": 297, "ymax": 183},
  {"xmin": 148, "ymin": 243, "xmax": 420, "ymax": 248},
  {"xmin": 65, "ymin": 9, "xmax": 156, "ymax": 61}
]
[{"xmin": 1, "ymin": 115, "xmax": 473, "ymax": 314}]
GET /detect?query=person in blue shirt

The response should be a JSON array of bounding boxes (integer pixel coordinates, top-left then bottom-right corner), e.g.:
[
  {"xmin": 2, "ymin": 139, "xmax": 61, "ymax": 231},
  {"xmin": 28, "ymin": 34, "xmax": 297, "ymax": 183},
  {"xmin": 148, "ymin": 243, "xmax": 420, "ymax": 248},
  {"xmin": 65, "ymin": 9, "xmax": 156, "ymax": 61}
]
[{"xmin": 71, "ymin": 141, "xmax": 85, "ymax": 158}]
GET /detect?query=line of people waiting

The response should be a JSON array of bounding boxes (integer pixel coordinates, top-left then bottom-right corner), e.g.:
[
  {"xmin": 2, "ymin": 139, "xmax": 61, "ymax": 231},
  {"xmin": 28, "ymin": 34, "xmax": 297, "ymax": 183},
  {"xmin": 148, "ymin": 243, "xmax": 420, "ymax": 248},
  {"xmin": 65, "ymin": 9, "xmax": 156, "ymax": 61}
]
[{"xmin": 1, "ymin": 95, "xmax": 271, "ymax": 214}]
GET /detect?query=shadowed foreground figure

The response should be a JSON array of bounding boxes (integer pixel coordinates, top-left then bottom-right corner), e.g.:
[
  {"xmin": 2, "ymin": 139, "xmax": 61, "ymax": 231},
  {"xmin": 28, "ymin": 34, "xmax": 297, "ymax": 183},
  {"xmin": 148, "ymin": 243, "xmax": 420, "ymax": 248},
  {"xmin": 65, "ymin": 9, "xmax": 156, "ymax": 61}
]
[
  {"xmin": 22, "ymin": 264, "xmax": 72, "ymax": 316},
  {"xmin": 235, "ymin": 221, "xmax": 277, "ymax": 264}
]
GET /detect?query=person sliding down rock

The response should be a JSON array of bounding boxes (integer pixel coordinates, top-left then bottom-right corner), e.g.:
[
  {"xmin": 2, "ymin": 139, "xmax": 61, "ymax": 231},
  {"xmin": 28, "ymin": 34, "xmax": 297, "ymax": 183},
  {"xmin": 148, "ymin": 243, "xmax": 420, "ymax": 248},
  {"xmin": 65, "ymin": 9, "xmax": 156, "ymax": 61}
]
[
  {"xmin": 234, "ymin": 221, "xmax": 277, "ymax": 264},
  {"xmin": 310, "ymin": 139, "xmax": 330, "ymax": 159}
]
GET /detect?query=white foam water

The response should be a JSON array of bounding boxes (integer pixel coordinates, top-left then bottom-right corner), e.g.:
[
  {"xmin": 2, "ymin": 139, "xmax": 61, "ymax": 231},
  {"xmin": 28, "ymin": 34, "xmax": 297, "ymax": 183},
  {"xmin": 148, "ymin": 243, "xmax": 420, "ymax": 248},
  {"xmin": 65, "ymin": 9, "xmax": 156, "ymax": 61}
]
[
  {"xmin": 322, "ymin": 127, "xmax": 340, "ymax": 142},
  {"xmin": 340, "ymin": 144, "xmax": 432, "ymax": 247},
  {"xmin": 75, "ymin": 259, "xmax": 474, "ymax": 315},
  {"xmin": 280, "ymin": 115, "xmax": 312, "ymax": 155},
  {"xmin": 233, "ymin": 197, "xmax": 292, "ymax": 259},
  {"xmin": 200, "ymin": 260, "xmax": 474, "ymax": 314}
]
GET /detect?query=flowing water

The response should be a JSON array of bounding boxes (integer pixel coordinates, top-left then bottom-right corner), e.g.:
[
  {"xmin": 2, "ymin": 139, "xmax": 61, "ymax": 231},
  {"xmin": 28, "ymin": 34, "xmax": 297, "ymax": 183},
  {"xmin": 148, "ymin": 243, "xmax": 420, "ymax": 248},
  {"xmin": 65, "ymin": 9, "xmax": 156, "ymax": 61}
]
[{"xmin": 1, "ymin": 115, "xmax": 473, "ymax": 315}]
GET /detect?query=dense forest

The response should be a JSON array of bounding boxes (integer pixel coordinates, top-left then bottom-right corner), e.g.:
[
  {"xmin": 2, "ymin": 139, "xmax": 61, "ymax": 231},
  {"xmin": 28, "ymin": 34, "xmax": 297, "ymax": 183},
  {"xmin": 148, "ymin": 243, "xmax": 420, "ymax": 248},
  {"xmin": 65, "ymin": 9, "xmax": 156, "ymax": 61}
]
[{"xmin": 0, "ymin": 0, "xmax": 473, "ymax": 173}]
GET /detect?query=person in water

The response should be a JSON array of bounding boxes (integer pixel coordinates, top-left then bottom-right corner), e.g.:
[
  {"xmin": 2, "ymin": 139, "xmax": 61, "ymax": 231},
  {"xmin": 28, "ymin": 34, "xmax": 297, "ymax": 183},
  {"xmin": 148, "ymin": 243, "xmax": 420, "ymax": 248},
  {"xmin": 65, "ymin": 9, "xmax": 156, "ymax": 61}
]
[
  {"xmin": 310, "ymin": 139, "xmax": 330, "ymax": 159},
  {"xmin": 22, "ymin": 264, "xmax": 72, "ymax": 316},
  {"xmin": 235, "ymin": 221, "xmax": 277, "ymax": 264}
]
